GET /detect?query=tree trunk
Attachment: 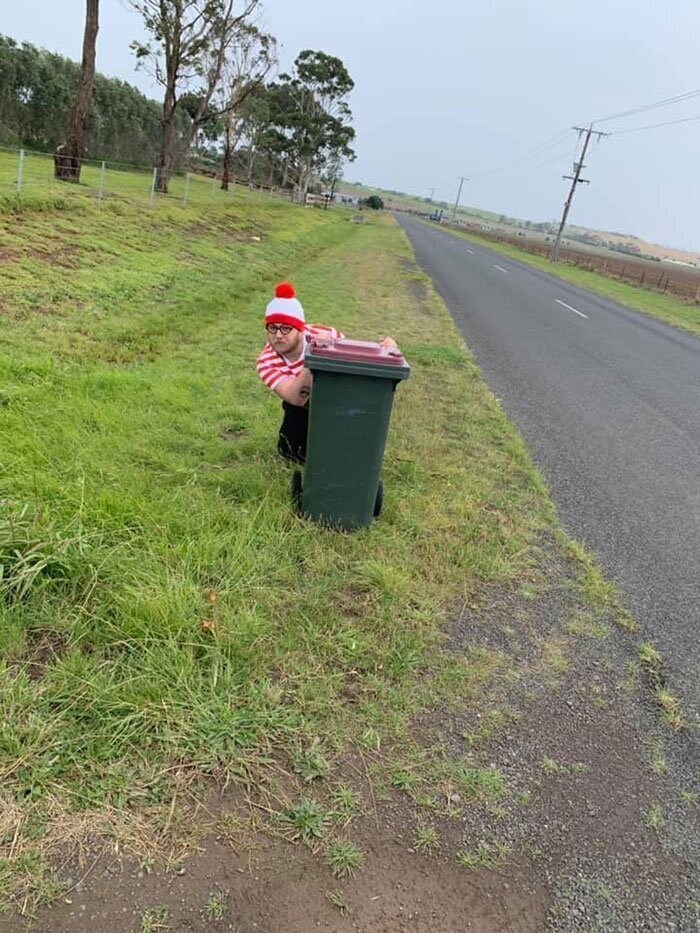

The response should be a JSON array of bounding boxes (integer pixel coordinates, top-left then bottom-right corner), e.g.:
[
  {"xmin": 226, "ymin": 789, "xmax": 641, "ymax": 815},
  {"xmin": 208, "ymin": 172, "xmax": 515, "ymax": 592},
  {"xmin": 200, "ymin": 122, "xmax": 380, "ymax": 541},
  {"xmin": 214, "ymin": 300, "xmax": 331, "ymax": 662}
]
[
  {"xmin": 56, "ymin": 0, "xmax": 99, "ymax": 183},
  {"xmin": 296, "ymin": 160, "xmax": 312, "ymax": 204},
  {"xmin": 156, "ymin": 80, "xmax": 177, "ymax": 193},
  {"xmin": 221, "ymin": 125, "xmax": 232, "ymax": 191},
  {"xmin": 246, "ymin": 143, "xmax": 256, "ymax": 185}
]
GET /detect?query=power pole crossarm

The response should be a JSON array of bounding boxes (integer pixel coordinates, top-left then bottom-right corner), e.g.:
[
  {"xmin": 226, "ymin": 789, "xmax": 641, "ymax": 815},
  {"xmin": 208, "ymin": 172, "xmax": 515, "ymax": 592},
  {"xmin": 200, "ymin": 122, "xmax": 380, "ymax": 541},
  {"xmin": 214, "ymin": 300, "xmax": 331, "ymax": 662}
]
[{"xmin": 550, "ymin": 125, "xmax": 607, "ymax": 263}]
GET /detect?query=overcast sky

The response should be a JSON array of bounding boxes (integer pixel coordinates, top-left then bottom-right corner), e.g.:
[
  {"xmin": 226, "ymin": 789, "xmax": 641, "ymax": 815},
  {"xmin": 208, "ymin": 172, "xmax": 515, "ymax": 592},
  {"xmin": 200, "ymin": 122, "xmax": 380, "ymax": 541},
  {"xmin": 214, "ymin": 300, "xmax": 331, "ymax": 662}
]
[{"xmin": 4, "ymin": 0, "xmax": 699, "ymax": 250}]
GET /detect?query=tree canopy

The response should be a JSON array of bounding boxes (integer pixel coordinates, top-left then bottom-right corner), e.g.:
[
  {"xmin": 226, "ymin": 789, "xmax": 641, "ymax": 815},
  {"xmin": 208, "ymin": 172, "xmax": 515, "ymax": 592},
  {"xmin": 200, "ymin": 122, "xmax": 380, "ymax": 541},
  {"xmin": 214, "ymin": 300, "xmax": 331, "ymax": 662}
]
[
  {"xmin": 0, "ymin": 34, "xmax": 187, "ymax": 164},
  {"xmin": 0, "ymin": 26, "xmax": 356, "ymax": 199}
]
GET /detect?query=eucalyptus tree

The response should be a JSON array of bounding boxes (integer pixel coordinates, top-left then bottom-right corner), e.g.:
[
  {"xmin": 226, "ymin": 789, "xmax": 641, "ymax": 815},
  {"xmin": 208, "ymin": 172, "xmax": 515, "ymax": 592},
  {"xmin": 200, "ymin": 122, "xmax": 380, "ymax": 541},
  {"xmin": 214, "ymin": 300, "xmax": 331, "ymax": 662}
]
[{"xmin": 128, "ymin": 0, "xmax": 260, "ymax": 191}]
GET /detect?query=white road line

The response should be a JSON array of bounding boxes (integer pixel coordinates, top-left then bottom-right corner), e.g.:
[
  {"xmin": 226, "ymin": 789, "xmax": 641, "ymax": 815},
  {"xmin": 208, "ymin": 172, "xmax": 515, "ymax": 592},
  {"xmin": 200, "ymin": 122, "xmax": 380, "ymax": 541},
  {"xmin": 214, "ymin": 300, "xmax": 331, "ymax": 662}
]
[
  {"xmin": 493, "ymin": 264, "xmax": 509, "ymax": 273},
  {"xmin": 465, "ymin": 248, "xmax": 474, "ymax": 254},
  {"xmin": 555, "ymin": 298, "xmax": 588, "ymax": 319}
]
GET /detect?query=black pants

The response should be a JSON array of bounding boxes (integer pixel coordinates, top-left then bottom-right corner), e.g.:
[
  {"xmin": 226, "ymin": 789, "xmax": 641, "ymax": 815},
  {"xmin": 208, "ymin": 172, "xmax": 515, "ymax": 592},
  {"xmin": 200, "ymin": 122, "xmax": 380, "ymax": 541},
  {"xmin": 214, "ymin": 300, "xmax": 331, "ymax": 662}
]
[{"xmin": 278, "ymin": 401, "xmax": 309, "ymax": 464}]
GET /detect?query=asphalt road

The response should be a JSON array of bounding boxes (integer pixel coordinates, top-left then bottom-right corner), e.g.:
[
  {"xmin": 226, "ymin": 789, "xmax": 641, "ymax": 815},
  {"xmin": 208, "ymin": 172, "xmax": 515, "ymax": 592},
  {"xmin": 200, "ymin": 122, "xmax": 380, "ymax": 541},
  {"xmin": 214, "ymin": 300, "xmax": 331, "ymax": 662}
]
[{"xmin": 397, "ymin": 214, "xmax": 700, "ymax": 726}]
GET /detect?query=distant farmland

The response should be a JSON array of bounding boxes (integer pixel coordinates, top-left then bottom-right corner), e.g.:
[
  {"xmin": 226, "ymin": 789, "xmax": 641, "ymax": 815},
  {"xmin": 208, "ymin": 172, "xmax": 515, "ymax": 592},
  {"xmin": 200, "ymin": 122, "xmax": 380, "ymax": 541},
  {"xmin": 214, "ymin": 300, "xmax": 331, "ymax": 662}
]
[{"xmin": 404, "ymin": 210, "xmax": 700, "ymax": 303}]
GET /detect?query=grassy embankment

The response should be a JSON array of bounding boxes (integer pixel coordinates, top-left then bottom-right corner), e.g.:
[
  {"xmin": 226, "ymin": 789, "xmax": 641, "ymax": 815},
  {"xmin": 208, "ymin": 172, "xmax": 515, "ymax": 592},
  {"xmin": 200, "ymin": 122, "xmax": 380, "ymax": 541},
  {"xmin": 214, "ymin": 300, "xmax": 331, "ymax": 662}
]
[
  {"xmin": 0, "ymin": 169, "xmax": 644, "ymax": 913},
  {"xmin": 431, "ymin": 222, "xmax": 700, "ymax": 338}
]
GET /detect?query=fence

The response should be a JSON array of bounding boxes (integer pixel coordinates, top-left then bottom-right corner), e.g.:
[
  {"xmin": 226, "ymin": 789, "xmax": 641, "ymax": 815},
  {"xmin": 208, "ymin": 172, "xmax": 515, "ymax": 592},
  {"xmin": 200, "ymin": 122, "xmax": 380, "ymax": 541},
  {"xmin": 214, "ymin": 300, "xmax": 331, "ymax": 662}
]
[{"xmin": 0, "ymin": 146, "xmax": 302, "ymax": 211}]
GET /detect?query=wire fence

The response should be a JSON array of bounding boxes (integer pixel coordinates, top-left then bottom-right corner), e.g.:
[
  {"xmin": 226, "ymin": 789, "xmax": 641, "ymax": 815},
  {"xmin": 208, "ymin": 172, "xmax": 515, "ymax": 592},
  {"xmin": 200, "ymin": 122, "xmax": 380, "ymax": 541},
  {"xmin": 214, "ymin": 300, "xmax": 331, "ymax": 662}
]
[{"xmin": 0, "ymin": 146, "xmax": 301, "ymax": 211}]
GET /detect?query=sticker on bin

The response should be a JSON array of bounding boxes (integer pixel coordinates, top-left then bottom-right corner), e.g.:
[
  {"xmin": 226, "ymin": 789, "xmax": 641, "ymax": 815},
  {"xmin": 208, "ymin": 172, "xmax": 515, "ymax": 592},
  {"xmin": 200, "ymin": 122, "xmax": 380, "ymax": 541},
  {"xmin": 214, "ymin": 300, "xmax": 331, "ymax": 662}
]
[{"xmin": 308, "ymin": 337, "xmax": 406, "ymax": 366}]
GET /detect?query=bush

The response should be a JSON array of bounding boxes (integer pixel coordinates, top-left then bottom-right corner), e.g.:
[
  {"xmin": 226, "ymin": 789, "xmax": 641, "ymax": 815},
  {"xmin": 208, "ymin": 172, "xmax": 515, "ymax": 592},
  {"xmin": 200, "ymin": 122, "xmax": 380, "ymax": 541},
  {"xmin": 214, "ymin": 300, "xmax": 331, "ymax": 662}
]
[{"xmin": 362, "ymin": 195, "xmax": 384, "ymax": 210}]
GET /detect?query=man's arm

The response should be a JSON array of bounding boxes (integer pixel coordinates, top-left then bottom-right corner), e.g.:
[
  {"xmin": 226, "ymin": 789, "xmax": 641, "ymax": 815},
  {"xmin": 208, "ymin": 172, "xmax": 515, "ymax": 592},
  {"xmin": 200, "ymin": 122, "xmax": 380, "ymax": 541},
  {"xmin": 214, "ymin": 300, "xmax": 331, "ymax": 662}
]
[{"xmin": 272, "ymin": 367, "xmax": 313, "ymax": 406}]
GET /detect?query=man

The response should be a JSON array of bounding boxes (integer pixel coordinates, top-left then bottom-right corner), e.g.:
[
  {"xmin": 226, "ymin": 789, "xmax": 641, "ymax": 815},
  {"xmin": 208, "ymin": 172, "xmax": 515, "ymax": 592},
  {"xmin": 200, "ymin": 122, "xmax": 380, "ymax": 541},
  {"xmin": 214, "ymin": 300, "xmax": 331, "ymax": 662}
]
[{"xmin": 256, "ymin": 283, "xmax": 396, "ymax": 464}]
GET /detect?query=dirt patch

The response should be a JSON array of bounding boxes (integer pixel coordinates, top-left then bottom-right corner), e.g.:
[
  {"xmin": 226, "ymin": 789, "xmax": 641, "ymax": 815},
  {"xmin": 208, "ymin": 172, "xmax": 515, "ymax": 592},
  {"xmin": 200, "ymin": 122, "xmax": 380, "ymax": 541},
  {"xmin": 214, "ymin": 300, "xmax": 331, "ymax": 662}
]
[
  {"xmin": 23, "ymin": 630, "xmax": 67, "ymax": 681},
  {"xmin": 27, "ymin": 245, "xmax": 81, "ymax": 268},
  {"xmin": 219, "ymin": 428, "xmax": 244, "ymax": 443},
  {"xmin": 186, "ymin": 223, "xmax": 261, "ymax": 243},
  {"xmin": 0, "ymin": 247, "xmax": 22, "ymax": 263},
  {"xmin": 11, "ymin": 800, "xmax": 547, "ymax": 933},
  {"xmin": 398, "ymin": 258, "xmax": 432, "ymax": 316}
]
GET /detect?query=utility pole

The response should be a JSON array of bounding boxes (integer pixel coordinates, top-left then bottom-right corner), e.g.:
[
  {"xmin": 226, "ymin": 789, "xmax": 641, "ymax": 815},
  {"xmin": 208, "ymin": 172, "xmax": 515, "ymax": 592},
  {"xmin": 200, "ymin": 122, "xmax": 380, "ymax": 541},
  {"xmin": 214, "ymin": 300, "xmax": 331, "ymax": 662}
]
[
  {"xmin": 452, "ymin": 176, "xmax": 467, "ymax": 221},
  {"xmin": 550, "ymin": 125, "xmax": 607, "ymax": 262},
  {"xmin": 429, "ymin": 186, "xmax": 435, "ymax": 202}
]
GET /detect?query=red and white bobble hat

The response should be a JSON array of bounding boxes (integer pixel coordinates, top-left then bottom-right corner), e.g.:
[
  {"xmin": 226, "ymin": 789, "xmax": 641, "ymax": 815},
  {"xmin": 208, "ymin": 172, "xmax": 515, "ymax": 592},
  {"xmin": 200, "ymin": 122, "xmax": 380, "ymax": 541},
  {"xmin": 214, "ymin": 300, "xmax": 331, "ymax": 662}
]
[{"xmin": 265, "ymin": 282, "xmax": 306, "ymax": 331}]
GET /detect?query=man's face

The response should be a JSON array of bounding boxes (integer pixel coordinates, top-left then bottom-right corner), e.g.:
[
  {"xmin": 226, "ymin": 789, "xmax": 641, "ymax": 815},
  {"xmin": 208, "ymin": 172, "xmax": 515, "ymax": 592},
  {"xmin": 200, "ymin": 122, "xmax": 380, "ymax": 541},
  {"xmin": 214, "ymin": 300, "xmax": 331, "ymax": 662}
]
[{"xmin": 266, "ymin": 324, "xmax": 302, "ymax": 356}]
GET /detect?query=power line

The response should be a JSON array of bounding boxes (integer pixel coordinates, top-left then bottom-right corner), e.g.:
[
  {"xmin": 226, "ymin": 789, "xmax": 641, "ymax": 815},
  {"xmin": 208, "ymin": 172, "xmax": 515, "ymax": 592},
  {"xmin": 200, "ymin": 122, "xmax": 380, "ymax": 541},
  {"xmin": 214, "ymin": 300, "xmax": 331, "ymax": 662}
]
[
  {"xmin": 469, "ymin": 129, "xmax": 571, "ymax": 180},
  {"xmin": 609, "ymin": 114, "xmax": 700, "ymax": 136},
  {"xmin": 592, "ymin": 88, "xmax": 700, "ymax": 125}
]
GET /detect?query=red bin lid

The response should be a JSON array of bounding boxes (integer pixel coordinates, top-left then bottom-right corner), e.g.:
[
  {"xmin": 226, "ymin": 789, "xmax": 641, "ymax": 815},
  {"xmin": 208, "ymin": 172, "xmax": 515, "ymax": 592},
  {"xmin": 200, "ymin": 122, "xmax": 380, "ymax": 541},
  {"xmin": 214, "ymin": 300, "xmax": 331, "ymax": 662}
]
[{"xmin": 307, "ymin": 336, "xmax": 406, "ymax": 366}]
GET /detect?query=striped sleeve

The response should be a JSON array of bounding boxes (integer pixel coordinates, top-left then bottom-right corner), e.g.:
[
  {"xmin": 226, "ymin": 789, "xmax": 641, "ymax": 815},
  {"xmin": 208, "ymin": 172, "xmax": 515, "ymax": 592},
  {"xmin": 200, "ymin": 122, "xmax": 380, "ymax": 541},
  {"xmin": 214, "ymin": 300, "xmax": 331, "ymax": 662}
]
[{"xmin": 257, "ymin": 347, "xmax": 291, "ymax": 391}]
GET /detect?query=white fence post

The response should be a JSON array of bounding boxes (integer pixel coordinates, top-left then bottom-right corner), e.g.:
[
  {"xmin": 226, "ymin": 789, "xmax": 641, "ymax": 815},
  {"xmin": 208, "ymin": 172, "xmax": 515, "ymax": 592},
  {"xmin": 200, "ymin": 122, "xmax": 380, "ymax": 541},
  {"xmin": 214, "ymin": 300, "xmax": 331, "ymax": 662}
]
[
  {"xmin": 149, "ymin": 167, "xmax": 157, "ymax": 202},
  {"xmin": 16, "ymin": 149, "xmax": 25, "ymax": 192},
  {"xmin": 97, "ymin": 161, "xmax": 106, "ymax": 201}
]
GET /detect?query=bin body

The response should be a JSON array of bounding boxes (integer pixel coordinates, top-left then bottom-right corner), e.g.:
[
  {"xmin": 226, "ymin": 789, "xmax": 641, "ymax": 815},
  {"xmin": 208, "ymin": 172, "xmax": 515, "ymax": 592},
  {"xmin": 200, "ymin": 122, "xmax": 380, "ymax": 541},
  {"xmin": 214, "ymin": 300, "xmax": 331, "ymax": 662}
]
[{"xmin": 301, "ymin": 338, "xmax": 409, "ymax": 531}]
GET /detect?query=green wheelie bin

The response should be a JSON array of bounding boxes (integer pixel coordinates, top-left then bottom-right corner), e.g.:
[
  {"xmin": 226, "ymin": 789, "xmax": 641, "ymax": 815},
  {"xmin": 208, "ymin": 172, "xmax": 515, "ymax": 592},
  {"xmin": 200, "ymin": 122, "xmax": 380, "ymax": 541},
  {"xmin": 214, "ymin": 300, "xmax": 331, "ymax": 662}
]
[{"xmin": 291, "ymin": 337, "xmax": 410, "ymax": 531}]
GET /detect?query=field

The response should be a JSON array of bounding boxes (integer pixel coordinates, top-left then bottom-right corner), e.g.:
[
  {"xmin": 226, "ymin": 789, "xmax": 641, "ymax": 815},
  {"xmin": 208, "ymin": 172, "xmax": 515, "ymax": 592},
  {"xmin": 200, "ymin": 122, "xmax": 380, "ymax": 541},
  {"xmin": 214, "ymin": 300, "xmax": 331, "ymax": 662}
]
[
  {"xmin": 447, "ymin": 221, "xmax": 700, "ymax": 303},
  {"xmin": 1, "ymin": 160, "xmax": 697, "ymax": 930}
]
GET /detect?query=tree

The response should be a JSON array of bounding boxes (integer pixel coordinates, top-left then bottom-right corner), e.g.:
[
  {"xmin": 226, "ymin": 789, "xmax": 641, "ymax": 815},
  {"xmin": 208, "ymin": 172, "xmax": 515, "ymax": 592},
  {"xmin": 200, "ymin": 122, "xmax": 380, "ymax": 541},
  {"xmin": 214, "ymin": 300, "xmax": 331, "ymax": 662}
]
[
  {"xmin": 270, "ymin": 50, "xmax": 355, "ymax": 203},
  {"xmin": 0, "ymin": 36, "xmax": 185, "ymax": 164},
  {"xmin": 363, "ymin": 195, "xmax": 383, "ymax": 210},
  {"xmin": 128, "ymin": 0, "xmax": 260, "ymax": 192},
  {"xmin": 55, "ymin": 0, "xmax": 99, "ymax": 182},
  {"xmin": 214, "ymin": 22, "xmax": 276, "ymax": 190}
]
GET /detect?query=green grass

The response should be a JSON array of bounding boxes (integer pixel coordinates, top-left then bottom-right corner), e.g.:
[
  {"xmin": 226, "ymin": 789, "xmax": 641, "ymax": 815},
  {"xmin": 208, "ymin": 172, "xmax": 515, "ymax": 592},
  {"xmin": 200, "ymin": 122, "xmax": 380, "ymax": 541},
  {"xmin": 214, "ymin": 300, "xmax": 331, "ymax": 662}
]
[
  {"xmin": 643, "ymin": 803, "xmax": 664, "ymax": 833},
  {"xmin": 204, "ymin": 890, "xmax": 227, "ymax": 921},
  {"xmin": 430, "ymin": 221, "xmax": 700, "ymax": 338},
  {"xmin": 0, "ymin": 158, "xmax": 600, "ymax": 912},
  {"xmin": 279, "ymin": 799, "xmax": 328, "ymax": 845},
  {"xmin": 140, "ymin": 906, "xmax": 171, "ymax": 932},
  {"xmin": 414, "ymin": 825, "xmax": 439, "ymax": 854},
  {"xmin": 324, "ymin": 839, "xmax": 364, "ymax": 878},
  {"xmin": 452, "ymin": 765, "xmax": 506, "ymax": 803},
  {"xmin": 456, "ymin": 841, "xmax": 510, "ymax": 870}
]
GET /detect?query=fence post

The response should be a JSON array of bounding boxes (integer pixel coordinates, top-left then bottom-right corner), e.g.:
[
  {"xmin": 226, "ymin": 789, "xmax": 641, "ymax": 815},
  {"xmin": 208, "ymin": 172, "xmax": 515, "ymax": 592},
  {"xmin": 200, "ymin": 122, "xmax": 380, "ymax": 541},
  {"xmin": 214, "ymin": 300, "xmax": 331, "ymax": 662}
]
[
  {"xmin": 694, "ymin": 284, "xmax": 700, "ymax": 304},
  {"xmin": 16, "ymin": 149, "xmax": 25, "ymax": 192},
  {"xmin": 97, "ymin": 161, "xmax": 106, "ymax": 202},
  {"xmin": 149, "ymin": 167, "xmax": 157, "ymax": 202},
  {"xmin": 183, "ymin": 172, "xmax": 190, "ymax": 205},
  {"xmin": 640, "ymin": 269, "xmax": 646, "ymax": 287},
  {"xmin": 211, "ymin": 176, "xmax": 216, "ymax": 198}
]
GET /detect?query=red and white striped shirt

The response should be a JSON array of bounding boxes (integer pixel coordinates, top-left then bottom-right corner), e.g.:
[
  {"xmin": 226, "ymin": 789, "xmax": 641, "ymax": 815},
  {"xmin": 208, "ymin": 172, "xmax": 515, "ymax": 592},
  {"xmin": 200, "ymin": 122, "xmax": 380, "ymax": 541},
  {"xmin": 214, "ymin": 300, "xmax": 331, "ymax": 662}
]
[{"xmin": 257, "ymin": 324, "xmax": 342, "ymax": 392}]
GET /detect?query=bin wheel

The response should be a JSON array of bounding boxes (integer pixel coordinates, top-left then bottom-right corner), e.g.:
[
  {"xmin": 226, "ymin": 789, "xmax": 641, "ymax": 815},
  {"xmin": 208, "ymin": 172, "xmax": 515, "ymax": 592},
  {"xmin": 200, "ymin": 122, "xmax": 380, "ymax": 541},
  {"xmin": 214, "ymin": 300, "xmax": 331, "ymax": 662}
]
[
  {"xmin": 291, "ymin": 470, "xmax": 303, "ymax": 513},
  {"xmin": 374, "ymin": 480, "xmax": 384, "ymax": 518}
]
